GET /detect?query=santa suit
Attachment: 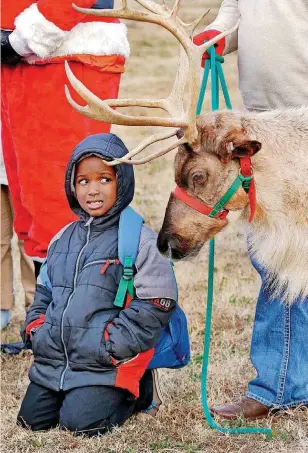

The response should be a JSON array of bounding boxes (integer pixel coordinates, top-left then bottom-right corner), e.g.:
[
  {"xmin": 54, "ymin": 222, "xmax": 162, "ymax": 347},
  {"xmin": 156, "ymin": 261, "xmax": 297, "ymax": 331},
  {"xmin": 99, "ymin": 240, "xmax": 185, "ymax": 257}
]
[{"xmin": 1, "ymin": 0, "xmax": 129, "ymax": 259}]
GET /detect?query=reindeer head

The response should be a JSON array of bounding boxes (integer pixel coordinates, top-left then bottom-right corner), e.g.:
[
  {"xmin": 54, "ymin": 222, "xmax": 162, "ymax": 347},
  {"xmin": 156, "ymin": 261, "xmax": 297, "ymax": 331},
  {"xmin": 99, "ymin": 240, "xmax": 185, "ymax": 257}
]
[
  {"xmin": 64, "ymin": 1, "xmax": 240, "ymax": 260},
  {"xmin": 157, "ymin": 112, "xmax": 262, "ymax": 259}
]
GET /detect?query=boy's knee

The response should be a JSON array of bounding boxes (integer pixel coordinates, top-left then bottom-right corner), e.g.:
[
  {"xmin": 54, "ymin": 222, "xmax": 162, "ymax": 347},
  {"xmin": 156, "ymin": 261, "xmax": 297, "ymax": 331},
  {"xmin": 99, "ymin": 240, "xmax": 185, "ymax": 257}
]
[
  {"xmin": 17, "ymin": 385, "xmax": 60, "ymax": 432},
  {"xmin": 59, "ymin": 413, "xmax": 84, "ymax": 432},
  {"xmin": 59, "ymin": 413, "xmax": 111, "ymax": 436},
  {"xmin": 17, "ymin": 411, "xmax": 37, "ymax": 431}
]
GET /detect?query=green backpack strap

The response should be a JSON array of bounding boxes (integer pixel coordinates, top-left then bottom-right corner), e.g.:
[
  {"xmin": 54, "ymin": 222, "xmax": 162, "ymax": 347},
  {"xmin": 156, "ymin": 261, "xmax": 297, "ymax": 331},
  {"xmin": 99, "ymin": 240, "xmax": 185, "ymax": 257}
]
[
  {"xmin": 114, "ymin": 256, "xmax": 135, "ymax": 308},
  {"xmin": 114, "ymin": 207, "xmax": 144, "ymax": 308}
]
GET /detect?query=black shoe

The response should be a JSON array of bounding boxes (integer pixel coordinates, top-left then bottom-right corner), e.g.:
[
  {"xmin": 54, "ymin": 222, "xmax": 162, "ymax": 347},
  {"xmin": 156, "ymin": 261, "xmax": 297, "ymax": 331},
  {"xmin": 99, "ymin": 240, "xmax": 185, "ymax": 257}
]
[{"xmin": 1, "ymin": 341, "xmax": 26, "ymax": 355}]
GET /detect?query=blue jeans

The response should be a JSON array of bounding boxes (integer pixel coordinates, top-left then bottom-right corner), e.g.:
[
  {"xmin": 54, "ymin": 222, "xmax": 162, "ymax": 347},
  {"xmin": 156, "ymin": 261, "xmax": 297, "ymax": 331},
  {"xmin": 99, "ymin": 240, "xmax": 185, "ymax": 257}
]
[{"xmin": 247, "ymin": 265, "xmax": 308, "ymax": 408}]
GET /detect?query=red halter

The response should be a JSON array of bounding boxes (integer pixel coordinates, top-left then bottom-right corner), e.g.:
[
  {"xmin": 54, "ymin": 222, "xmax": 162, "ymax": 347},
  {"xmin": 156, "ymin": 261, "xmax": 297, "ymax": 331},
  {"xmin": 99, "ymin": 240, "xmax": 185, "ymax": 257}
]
[
  {"xmin": 174, "ymin": 186, "xmax": 229, "ymax": 219},
  {"xmin": 173, "ymin": 157, "xmax": 256, "ymax": 223}
]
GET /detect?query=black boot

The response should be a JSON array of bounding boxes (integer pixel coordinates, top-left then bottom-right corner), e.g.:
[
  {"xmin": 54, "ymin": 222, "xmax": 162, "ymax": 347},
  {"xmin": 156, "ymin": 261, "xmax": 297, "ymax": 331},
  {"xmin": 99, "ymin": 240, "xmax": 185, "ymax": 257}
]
[{"xmin": 137, "ymin": 369, "xmax": 153, "ymax": 411}]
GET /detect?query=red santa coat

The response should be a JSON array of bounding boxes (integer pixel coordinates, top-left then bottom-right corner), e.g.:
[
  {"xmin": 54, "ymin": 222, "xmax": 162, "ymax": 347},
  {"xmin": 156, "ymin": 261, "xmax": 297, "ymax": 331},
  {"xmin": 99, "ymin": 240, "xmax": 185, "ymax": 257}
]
[{"xmin": 1, "ymin": 0, "xmax": 128, "ymax": 259}]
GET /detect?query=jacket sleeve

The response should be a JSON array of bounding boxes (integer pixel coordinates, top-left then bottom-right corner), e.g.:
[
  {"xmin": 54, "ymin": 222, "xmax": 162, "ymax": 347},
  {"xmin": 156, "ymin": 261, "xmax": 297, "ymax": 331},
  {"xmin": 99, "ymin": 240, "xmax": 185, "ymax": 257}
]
[
  {"xmin": 21, "ymin": 260, "xmax": 52, "ymax": 343},
  {"xmin": 102, "ymin": 226, "xmax": 178, "ymax": 362},
  {"xmin": 9, "ymin": 0, "xmax": 97, "ymax": 58},
  {"xmin": 205, "ymin": 0, "xmax": 240, "ymax": 55}
]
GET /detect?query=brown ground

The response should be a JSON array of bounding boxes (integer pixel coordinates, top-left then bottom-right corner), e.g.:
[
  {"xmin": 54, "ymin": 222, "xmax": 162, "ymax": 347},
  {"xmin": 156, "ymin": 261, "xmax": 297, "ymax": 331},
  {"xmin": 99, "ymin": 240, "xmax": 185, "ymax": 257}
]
[{"xmin": 1, "ymin": 1, "xmax": 307, "ymax": 452}]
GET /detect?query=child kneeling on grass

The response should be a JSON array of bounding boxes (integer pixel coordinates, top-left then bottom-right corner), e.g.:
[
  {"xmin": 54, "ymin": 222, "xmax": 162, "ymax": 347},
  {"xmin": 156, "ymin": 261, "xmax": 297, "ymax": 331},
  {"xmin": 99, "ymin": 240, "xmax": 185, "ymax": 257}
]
[{"xmin": 17, "ymin": 133, "xmax": 178, "ymax": 436}]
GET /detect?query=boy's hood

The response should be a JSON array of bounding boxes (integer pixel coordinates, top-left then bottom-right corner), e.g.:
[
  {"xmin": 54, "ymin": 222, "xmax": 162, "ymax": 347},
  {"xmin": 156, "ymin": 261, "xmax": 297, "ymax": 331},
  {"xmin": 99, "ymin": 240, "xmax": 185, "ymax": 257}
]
[{"xmin": 65, "ymin": 133, "xmax": 134, "ymax": 224}]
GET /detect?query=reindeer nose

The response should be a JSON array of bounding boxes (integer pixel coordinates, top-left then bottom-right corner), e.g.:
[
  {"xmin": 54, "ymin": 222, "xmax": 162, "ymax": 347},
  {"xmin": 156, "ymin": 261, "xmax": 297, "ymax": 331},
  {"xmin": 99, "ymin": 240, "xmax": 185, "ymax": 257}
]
[{"xmin": 157, "ymin": 230, "xmax": 170, "ymax": 255}]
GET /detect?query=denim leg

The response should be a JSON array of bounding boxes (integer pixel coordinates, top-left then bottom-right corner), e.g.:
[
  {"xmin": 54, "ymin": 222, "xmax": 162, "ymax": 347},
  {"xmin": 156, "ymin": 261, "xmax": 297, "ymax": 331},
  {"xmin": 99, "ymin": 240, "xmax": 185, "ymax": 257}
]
[
  {"xmin": 247, "ymin": 283, "xmax": 308, "ymax": 408},
  {"xmin": 281, "ymin": 299, "xmax": 308, "ymax": 407}
]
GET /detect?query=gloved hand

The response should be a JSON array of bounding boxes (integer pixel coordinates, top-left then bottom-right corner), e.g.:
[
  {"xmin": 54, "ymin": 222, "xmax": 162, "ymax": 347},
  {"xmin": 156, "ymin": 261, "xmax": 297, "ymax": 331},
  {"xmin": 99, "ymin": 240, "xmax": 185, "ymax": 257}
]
[
  {"xmin": 1, "ymin": 30, "xmax": 22, "ymax": 65},
  {"xmin": 193, "ymin": 30, "xmax": 226, "ymax": 67}
]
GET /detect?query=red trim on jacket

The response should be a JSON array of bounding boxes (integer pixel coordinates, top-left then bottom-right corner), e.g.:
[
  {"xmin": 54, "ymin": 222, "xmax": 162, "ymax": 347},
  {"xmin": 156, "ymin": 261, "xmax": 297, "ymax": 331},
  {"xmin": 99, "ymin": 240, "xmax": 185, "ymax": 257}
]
[
  {"xmin": 115, "ymin": 348, "xmax": 154, "ymax": 397},
  {"xmin": 103, "ymin": 315, "xmax": 154, "ymax": 397},
  {"xmin": 104, "ymin": 324, "xmax": 117, "ymax": 366},
  {"xmin": 124, "ymin": 293, "xmax": 133, "ymax": 309},
  {"xmin": 25, "ymin": 314, "xmax": 46, "ymax": 336}
]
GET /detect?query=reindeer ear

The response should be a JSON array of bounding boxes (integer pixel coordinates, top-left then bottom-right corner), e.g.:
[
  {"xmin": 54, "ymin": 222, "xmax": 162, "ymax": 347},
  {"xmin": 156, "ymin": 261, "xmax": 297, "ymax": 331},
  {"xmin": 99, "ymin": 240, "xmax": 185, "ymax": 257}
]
[
  {"xmin": 231, "ymin": 140, "xmax": 262, "ymax": 158},
  {"xmin": 219, "ymin": 139, "xmax": 262, "ymax": 163}
]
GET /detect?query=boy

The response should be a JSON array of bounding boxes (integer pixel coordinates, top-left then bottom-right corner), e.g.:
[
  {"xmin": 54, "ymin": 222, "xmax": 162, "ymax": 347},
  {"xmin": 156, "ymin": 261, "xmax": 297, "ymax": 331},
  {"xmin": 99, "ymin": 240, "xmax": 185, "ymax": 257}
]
[{"xmin": 17, "ymin": 133, "xmax": 177, "ymax": 436}]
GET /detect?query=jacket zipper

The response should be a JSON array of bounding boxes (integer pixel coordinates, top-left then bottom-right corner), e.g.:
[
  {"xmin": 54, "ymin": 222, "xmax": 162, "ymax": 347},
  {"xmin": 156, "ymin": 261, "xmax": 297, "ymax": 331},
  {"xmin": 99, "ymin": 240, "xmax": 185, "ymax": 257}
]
[
  {"xmin": 82, "ymin": 259, "xmax": 119, "ymax": 271},
  {"xmin": 59, "ymin": 218, "xmax": 93, "ymax": 390}
]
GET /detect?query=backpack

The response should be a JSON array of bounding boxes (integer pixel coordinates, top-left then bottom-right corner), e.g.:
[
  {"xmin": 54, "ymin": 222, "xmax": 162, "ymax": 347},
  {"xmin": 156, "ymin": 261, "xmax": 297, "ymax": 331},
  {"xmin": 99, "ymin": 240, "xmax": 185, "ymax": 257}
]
[{"xmin": 115, "ymin": 206, "xmax": 190, "ymax": 369}]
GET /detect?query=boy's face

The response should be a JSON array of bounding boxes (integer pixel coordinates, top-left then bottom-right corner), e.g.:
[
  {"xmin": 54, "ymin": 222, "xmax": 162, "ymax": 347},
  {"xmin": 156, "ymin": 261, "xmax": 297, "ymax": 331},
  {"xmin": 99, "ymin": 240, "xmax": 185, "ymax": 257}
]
[{"xmin": 75, "ymin": 156, "xmax": 117, "ymax": 217}]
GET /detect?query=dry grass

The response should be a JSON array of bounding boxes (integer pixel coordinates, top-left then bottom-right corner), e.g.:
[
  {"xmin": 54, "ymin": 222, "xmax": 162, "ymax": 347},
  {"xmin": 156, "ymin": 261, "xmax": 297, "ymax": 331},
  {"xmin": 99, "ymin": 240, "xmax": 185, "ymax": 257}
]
[{"xmin": 1, "ymin": 1, "xmax": 307, "ymax": 452}]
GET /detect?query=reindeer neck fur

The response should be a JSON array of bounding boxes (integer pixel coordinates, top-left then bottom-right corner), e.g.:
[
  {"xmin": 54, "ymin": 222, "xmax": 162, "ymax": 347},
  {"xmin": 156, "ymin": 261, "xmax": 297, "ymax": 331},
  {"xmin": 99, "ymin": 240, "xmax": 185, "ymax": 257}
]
[{"xmin": 239, "ymin": 107, "xmax": 308, "ymax": 304}]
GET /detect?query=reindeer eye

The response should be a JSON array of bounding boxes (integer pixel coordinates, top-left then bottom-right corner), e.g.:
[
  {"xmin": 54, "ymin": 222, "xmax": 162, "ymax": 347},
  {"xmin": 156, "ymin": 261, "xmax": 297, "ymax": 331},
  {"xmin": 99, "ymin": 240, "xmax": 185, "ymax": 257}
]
[{"xmin": 192, "ymin": 173, "xmax": 205, "ymax": 184}]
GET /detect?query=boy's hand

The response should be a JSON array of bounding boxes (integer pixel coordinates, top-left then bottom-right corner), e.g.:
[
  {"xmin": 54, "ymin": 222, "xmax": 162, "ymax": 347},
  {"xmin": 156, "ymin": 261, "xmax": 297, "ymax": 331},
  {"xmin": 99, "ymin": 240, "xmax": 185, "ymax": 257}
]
[
  {"xmin": 193, "ymin": 30, "xmax": 226, "ymax": 67},
  {"xmin": 103, "ymin": 298, "xmax": 176, "ymax": 362}
]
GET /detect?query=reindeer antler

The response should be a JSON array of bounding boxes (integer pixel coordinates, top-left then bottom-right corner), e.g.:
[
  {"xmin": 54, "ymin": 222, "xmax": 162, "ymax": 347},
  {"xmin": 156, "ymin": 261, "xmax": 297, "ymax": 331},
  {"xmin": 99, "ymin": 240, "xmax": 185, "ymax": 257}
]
[{"xmin": 65, "ymin": 0, "xmax": 238, "ymax": 165}]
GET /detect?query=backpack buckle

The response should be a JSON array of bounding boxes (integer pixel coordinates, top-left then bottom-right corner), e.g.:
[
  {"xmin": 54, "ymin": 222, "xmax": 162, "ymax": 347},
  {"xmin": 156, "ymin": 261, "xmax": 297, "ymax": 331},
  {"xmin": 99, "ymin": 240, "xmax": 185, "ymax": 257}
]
[
  {"xmin": 123, "ymin": 256, "xmax": 134, "ymax": 280},
  {"xmin": 114, "ymin": 256, "xmax": 135, "ymax": 308},
  {"xmin": 123, "ymin": 269, "xmax": 134, "ymax": 280}
]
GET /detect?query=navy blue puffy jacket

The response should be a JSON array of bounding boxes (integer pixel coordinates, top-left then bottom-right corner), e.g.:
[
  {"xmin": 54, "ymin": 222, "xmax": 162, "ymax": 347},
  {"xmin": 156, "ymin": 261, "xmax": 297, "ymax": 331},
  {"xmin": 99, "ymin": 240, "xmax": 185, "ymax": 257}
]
[{"xmin": 23, "ymin": 134, "xmax": 177, "ymax": 396}]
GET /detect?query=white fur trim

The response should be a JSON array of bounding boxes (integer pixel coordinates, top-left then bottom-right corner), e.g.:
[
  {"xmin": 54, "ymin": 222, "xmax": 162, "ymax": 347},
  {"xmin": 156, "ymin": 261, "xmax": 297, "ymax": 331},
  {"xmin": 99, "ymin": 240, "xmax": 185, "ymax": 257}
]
[
  {"xmin": 9, "ymin": 30, "xmax": 32, "ymax": 56},
  {"xmin": 10, "ymin": 3, "xmax": 130, "ymax": 60},
  {"xmin": 13, "ymin": 4, "xmax": 67, "ymax": 58},
  {"xmin": 49, "ymin": 22, "xmax": 130, "ymax": 59}
]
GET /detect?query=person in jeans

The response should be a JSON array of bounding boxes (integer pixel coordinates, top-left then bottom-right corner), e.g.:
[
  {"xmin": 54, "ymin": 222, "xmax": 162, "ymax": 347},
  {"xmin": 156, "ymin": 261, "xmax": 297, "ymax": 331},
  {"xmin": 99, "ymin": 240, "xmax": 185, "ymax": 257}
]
[
  {"xmin": 1, "ymin": 149, "xmax": 36, "ymax": 329},
  {"xmin": 194, "ymin": 0, "xmax": 308, "ymax": 420}
]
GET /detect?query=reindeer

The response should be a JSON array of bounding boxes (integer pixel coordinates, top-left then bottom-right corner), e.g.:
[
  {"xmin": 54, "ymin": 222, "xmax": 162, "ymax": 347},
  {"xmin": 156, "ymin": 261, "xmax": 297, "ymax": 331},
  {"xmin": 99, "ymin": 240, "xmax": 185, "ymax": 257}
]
[
  {"xmin": 64, "ymin": 0, "xmax": 308, "ymax": 305},
  {"xmin": 157, "ymin": 109, "xmax": 308, "ymax": 304}
]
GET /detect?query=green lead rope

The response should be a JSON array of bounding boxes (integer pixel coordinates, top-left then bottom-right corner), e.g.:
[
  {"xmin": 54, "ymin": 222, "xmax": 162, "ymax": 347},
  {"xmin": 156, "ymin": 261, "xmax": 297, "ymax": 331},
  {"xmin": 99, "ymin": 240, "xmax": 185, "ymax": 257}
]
[{"xmin": 197, "ymin": 45, "xmax": 272, "ymax": 436}]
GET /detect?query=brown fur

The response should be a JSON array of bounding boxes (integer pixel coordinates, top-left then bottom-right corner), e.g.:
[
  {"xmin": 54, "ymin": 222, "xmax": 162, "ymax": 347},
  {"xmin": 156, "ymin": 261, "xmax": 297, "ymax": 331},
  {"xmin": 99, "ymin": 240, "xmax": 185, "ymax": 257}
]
[{"xmin": 158, "ymin": 113, "xmax": 259, "ymax": 258}]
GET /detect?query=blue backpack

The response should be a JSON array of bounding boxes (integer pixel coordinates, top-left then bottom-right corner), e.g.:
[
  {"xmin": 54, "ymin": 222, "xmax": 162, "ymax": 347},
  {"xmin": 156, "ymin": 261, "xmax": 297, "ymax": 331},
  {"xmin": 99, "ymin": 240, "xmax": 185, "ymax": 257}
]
[{"xmin": 115, "ymin": 206, "xmax": 190, "ymax": 369}]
